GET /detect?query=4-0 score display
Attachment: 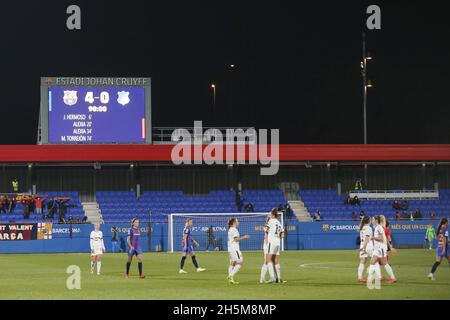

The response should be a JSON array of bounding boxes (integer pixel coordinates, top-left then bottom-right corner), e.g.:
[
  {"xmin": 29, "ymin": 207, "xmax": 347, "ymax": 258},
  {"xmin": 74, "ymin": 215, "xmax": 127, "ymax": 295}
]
[{"xmin": 39, "ymin": 77, "xmax": 152, "ymax": 144}]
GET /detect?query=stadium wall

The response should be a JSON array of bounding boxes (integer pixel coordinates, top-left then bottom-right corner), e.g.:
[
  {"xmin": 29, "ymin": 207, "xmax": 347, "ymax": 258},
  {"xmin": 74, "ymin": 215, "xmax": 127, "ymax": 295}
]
[
  {"xmin": 0, "ymin": 220, "xmax": 439, "ymax": 253},
  {"xmin": 2, "ymin": 165, "xmax": 450, "ymax": 195}
]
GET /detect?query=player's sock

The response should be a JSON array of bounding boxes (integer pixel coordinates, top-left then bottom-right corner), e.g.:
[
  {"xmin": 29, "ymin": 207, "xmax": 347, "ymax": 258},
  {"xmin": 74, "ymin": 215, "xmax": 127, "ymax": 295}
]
[
  {"xmin": 358, "ymin": 263, "xmax": 365, "ymax": 279},
  {"xmin": 91, "ymin": 261, "xmax": 95, "ymax": 271},
  {"xmin": 180, "ymin": 256, "xmax": 186, "ymax": 270},
  {"xmin": 138, "ymin": 262, "xmax": 143, "ymax": 276},
  {"xmin": 231, "ymin": 264, "xmax": 241, "ymax": 277},
  {"xmin": 228, "ymin": 265, "xmax": 233, "ymax": 277},
  {"xmin": 374, "ymin": 263, "xmax": 381, "ymax": 278},
  {"xmin": 430, "ymin": 261, "xmax": 440, "ymax": 274},
  {"xmin": 366, "ymin": 265, "xmax": 375, "ymax": 288},
  {"xmin": 267, "ymin": 262, "xmax": 275, "ymax": 280},
  {"xmin": 260, "ymin": 263, "xmax": 268, "ymax": 282},
  {"xmin": 275, "ymin": 264, "xmax": 281, "ymax": 280},
  {"xmin": 126, "ymin": 262, "xmax": 131, "ymax": 275},
  {"xmin": 191, "ymin": 255, "xmax": 199, "ymax": 269},
  {"xmin": 97, "ymin": 261, "xmax": 101, "ymax": 274},
  {"xmin": 384, "ymin": 264, "xmax": 395, "ymax": 279}
]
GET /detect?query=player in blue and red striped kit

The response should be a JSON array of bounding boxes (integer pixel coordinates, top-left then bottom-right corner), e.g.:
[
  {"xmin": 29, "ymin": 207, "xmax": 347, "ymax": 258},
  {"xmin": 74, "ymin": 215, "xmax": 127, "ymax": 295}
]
[
  {"xmin": 125, "ymin": 218, "xmax": 145, "ymax": 279},
  {"xmin": 428, "ymin": 217, "xmax": 449, "ymax": 280},
  {"xmin": 179, "ymin": 218, "xmax": 206, "ymax": 274}
]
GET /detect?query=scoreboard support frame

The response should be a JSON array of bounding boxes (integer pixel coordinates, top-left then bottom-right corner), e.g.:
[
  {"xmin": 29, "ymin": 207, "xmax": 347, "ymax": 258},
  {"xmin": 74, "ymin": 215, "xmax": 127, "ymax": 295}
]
[{"xmin": 38, "ymin": 77, "xmax": 152, "ymax": 145}]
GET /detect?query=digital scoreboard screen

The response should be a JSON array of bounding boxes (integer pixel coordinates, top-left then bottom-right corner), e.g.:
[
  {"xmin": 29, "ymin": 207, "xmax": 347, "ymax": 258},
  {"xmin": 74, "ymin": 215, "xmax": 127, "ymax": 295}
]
[{"xmin": 39, "ymin": 77, "xmax": 151, "ymax": 144}]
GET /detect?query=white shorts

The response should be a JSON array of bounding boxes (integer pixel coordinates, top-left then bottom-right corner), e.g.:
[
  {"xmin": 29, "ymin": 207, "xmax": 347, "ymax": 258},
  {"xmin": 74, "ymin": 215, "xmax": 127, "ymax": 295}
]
[
  {"xmin": 91, "ymin": 248, "xmax": 104, "ymax": 256},
  {"xmin": 359, "ymin": 245, "xmax": 373, "ymax": 259},
  {"xmin": 229, "ymin": 250, "xmax": 243, "ymax": 263},
  {"xmin": 372, "ymin": 246, "xmax": 387, "ymax": 258},
  {"xmin": 267, "ymin": 240, "xmax": 281, "ymax": 256}
]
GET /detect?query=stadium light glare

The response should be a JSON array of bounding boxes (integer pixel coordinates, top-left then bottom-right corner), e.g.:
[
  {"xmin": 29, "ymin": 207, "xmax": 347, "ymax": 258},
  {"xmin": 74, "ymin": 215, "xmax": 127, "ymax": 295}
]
[
  {"xmin": 211, "ymin": 84, "xmax": 216, "ymax": 88},
  {"xmin": 366, "ymin": 80, "xmax": 373, "ymax": 88}
]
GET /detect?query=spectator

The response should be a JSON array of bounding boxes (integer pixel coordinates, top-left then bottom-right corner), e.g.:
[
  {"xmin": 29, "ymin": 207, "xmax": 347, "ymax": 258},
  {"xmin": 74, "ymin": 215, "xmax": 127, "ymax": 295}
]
[
  {"xmin": 345, "ymin": 195, "xmax": 352, "ymax": 205},
  {"xmin": 47, "ymin": 198, "xmax": 57, "ymax": 218},
  {"xmin": 111, "ymin": 226, "xmax": 121, "ymax": 253},
  {"xmin": 409, "ymin": 210, "xmax": 415, "ymax": 221},
  {"xmin": 402, "ymin": 210, "xmax": 410, "ymax": 220},
  {"xmin": 0, "ymin": 196, "xmax": 5, "ymax": 213},
  {"xmin": 392, "ymin": 200, "xmax": 400, "ymax": 210},
  {"xmin": 75, "ymin": 217, "xmax": 81, "ymax": 224},
  {"xmin": 206, "ymin": 226, "xmax": 215, "ymax": 251},
  {"xmin": 5, "ymin": 196, "xmax": 15, "ymax": 213},
  {"xmin": 429, "ymin": 212, "xmax": 437, "ymax": 220},
  {"xmin": 82, "ymin": 216, "xmax": 88, "ymax": 223},
  {"xmin": 33, "ymin": 195, "xmax": 48, "ymax": 216},
  {"xmin": 353, "ymin": 196, "xmax": 361, "ymax": 206},
  {"xmin": 284, "ymin": 203, "xmax": 293, "ymax": 217},
  {"xmin": 67, "ymin": 215, "xmax": 74, "ymax": 224},
  {"xmin": 277, "ymin": 203, "xmax": 284, "ymax": 212},
  {"xmin": 400, "ymin": 200, "xmax": 408, "ymax": 211},
  {"xmin": 22, "ymin": 197, "xmax": 31, "ymax": 219},
  {"xmin": 235, "ymin": 191, "xmax": 243, "ymax": 212},
  {"xmin": 354, "ymin": 179, "xmax": 363, "ymax": 190},
  {"xmin": 395, "ymin": 211, "xmax": 402, "ymax": 221},
  {"xmin": 244, "ymin": 202, "xmax": 254, "ymax": 213},
  {"xmin": 56, "ymin": 197, "xmax": 76, "ymax": 223},
  {"xmin": 11, "ymin": 179, "xmax": 19, "ymax": 193},
  {"xmin": 414, "ymin": 208, "xmax": 422, "ymax": 220},
  {"xmin": 313, "ymin": 210, "xmax": 321, "ymax": 221},
  {"xmin": 359, "ymin": 210, "xmax": 365, "ymax": 220},
  {"xmin": 351, "ymin": 212, "xmax": 357, "ymax": 221}
]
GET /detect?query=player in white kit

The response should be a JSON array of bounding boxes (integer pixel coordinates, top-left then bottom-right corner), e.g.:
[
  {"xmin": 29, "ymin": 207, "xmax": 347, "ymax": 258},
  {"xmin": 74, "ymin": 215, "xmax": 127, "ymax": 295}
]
[
  {"xmin": 90, "ymin": 223, "xmax": 106, "ymax": 275},
  {"xmin": 265, "ymin": 208, "xmax": 285, "ymax": 284},
  {"xmin": 367, "ymin": 215, "xmax": 387, "ymax": 289},
  {"xmin": 227, "ymin": 218, "xmax": 250, "ymax": 285},
  {"xmin": 260, "ymin": 214, "xmax": 272, "ymax": 283},
  {"xmin": 357, "ymin": 215, "xmax": 373, "ymax": 283}
]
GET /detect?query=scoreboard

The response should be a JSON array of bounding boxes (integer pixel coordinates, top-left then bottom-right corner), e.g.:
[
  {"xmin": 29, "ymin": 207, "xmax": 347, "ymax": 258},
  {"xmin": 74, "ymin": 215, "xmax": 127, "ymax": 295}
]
[{"xmin": 39, "ymin": 77, "xmax": 151, "ymax": 144}]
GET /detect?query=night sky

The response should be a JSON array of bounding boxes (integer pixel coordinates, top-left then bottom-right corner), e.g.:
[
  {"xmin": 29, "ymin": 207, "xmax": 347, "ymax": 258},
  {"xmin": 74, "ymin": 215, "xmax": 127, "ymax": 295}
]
[{"xmin": 1, "ymin": 0, "xmax": 449, "ymax": 144}]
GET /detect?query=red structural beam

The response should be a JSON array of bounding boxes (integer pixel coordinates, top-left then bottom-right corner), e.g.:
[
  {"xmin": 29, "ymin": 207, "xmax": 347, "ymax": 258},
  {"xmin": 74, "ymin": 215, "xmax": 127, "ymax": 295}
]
[{"xmin": 0, "ymin": 144, "xmax": 449, "ymax": 163}]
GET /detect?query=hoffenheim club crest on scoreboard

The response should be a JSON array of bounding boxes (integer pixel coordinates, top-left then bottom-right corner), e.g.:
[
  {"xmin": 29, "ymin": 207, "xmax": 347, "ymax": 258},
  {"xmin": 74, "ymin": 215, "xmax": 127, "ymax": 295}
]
[
  {"xmin": 63, "ymin": 90, "xmax": 78, "ymax": 106},
  {"xmin": 117, "ymin": 91, "xmax": 130, "ymax": 106}
]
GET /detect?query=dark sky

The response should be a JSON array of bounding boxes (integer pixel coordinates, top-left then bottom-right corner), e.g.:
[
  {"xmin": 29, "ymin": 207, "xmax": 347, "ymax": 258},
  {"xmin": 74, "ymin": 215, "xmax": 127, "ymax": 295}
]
[{"xmin": 1, "ymin": 0, "xmax": 449, "ymax": 144}]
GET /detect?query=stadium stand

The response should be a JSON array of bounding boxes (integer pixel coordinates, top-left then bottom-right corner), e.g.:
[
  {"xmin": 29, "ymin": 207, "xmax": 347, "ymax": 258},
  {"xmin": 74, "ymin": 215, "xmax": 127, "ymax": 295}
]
[
  {"xmin": 299, "ymin": 188, "xmax": 450, "ymax": 221},
  {"xmin": 0, "ymin": 191, "xmax": 84, "ymax": 223},
  {"xmin": 97, "ymin": 189, "xmax": 290, "ymax": 223}
]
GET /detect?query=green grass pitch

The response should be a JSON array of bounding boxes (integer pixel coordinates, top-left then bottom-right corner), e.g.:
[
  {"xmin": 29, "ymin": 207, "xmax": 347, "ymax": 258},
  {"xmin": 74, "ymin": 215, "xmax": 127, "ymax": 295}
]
[{"xmin": 0, "ymin": 249, "xmax": 449, "ymax": 299}]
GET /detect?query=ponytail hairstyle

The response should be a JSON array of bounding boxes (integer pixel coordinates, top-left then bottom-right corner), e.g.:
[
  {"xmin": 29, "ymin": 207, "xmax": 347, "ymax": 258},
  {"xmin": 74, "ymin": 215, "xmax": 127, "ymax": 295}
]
[
  {"xmin": 228, "ymin": 218, "xmax": 237, "ymax": 230},
  {"xmin": 437, "ymin": 217, "xmax": 448, "ymax": 236},
  {"xmin": 359, "ymin": 215, "xmax": 371, "ymax": 231}
]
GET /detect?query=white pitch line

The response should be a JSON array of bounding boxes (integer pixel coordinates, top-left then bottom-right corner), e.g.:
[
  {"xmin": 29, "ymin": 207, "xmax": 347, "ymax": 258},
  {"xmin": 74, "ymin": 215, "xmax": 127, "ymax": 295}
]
[{"xmin": 299, "ymin": 261, "xmax": 346, "ymax": 269}]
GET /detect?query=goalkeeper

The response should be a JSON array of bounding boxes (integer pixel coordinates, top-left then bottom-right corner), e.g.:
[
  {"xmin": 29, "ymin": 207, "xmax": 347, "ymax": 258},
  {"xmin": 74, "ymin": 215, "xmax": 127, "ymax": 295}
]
[{"xmin": 425, "ymin": 225, "xmax": 436, "ymax": 250}]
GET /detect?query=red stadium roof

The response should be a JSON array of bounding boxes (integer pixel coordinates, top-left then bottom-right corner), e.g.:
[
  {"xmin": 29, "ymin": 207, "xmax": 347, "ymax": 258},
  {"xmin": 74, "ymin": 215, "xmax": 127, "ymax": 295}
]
[{"xmin": 0, "ymin": 144, "xmax": 449, "ymax": 163}]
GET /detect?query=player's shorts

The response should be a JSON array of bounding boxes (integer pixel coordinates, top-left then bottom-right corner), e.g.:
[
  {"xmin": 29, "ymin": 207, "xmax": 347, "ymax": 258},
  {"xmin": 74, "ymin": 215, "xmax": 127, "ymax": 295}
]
[
  {"xmin": 91, "ymin": 247, "xmax": 104, "ymax": 256},
  {"xmin": 229, "ymin": 250, "xmax": 243, "ymax": 263},
  {"xmin": 128, "ymin": 247, "xmax": 143, "ymax": 257},
  {"xmin": 437, "ymin": 246, "xmax": 449, "ymax": 258},
  {"xmin": 183, "ymin": 245, "xmax": 194, "ymax": 254},
  {"xmin": 359, "ymin": 245, "xmax": 373, "ymax": 259},
  {"xmin": 372, "ymin": 246, "xmax": 387, "ymax": 258},
  {"xmin": 267, "ymin": 239, "xmax": 281, "ymax": 256},
  {"xmin": 263, "ymin": 242, "xmax": 269, "ymax": 255}
]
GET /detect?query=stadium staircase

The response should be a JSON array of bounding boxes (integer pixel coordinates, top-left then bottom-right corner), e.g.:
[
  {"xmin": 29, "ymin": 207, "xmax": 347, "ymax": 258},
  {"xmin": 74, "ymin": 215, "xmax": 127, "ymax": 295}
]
[
  {"xmin": 82, "ymin": 201, "xmax": 103, "ymax": 224},
  {"xmin": 279, "ymin": 182, "xmax": 312, "ymax": 222}
]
